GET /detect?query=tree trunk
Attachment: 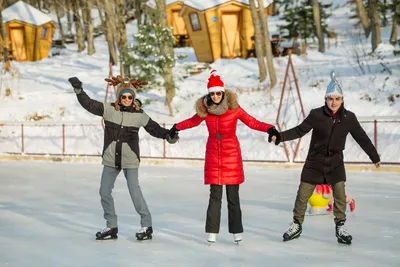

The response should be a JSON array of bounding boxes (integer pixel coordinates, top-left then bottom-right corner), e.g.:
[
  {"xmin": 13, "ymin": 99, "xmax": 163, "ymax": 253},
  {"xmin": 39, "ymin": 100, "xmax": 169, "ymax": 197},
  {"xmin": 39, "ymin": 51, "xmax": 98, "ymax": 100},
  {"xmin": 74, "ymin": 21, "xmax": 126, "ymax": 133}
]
[
  {"xmin": 257, "ymin": 0, "xmax": 277, "ymax": 88},
  {"xmin": 55, "ymin": 1, "xmax": 65, "ymax": 46},
  {"xmin": 156, "ymin": 0, "xmax": 176, "ymax": 117},
  {"xmin": 71, "ymin": 0, "xmax": 85, "ymax": 52},
  {"xmin": 369, "ymin": 0, "xmax": 382, "ymax": 52},
  {"xmin": 115, "ymin": 0, "xmax": 130, "ymax": 76},
  {"xmin": 390, "ymin": 14, "xmax": 398, "ymax": 46},
  {"xmin": 81, "ymin": 0, "xmax": 95, "ymax": 55},
  {"xmin": 135, "ymin": 0, "xmax": 142, "ymax": 26},
  {"xmin": 353, "ymin": 0, "xmax": 370, "ymax": 37},
  {"xmin": 103, "ymin": 0, "xmax": 118, "ymax": 65},
  {"xmin": 95, "ymin": 0, "xmax": 105, "ymax": 28},
  {"xmin": 0, "ymin": 0, "xmax": 9, "ymax": 62},
  {"xmin": 66, "ymin": 0, "xmax": 73, "ymax": 33},
  {"xmin": 312, "ymin": 0, "xmax": 325, "ymax": 53},
  {"xmin": 249, "ymin": 0, "xmax": 267, "ymax": 82}
]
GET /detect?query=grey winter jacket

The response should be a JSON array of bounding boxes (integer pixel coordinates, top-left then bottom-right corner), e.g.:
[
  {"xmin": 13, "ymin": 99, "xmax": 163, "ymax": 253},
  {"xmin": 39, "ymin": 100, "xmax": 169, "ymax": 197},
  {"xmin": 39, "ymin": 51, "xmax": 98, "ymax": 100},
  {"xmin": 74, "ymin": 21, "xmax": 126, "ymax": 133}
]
[{"xmin": 77, "ymin": 90, "xmax": 169, "ymax": 169}]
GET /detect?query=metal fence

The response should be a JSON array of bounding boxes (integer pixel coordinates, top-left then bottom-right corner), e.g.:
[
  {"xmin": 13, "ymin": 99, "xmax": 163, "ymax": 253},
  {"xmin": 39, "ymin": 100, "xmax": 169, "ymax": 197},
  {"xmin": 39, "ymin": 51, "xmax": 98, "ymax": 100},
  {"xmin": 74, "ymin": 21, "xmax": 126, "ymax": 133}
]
[{"xmin": 0, "ymin": 116, "xmax": 399, "ymax": 165}]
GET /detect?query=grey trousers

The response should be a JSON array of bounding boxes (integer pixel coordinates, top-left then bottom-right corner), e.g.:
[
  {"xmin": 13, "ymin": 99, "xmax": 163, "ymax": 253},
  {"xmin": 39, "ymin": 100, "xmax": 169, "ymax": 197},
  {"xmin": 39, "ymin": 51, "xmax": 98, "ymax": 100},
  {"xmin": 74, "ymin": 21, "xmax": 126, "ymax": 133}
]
[
  {"xmin": 99, "ymin": 166, "xmax": 152, "ymax": 228},
  {"xmin": 293, "ymin": 181, "xmax": 347, "ymax": 224}
]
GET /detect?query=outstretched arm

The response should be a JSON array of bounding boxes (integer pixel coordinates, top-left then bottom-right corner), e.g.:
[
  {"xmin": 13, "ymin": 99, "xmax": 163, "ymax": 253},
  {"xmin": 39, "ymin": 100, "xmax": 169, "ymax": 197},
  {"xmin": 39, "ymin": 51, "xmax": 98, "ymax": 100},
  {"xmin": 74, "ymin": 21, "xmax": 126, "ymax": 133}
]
[
  {"xmin": 141, "ymin": 113, "xmax": 170, "ymax": 139},
  {"xmin": 280, "ymin": 110, "xmax": 314, "ymax": 142},
  {"xmin": 237, "ymin": 107, "xmax": 274, "ymax": 132},
  {"xmin": 68, "ymin": 77, "xmax": 104, "ymax": 117},
  {"xmin": 175, "ymin": 114, "xmax": 205, "ymax": 131},
  {"xmin": 349, "ymin": 114, "xmax": 380, "ymax": 164}
]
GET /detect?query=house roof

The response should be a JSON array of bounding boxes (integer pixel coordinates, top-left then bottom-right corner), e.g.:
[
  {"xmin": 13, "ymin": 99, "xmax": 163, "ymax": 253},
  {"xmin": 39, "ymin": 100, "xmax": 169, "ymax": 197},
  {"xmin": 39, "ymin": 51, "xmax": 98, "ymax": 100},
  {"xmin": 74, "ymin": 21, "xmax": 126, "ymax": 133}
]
[
  {"xmin": 146, "ymin": 0, "xmax": 183, "ymax": 9},
  {"xmin": 1, "ymin": 0, "xmax": 53, "ymax": 26},
  {"xmin": 182, "ymin": 0, "xmax": 274, "ymax": 11}
]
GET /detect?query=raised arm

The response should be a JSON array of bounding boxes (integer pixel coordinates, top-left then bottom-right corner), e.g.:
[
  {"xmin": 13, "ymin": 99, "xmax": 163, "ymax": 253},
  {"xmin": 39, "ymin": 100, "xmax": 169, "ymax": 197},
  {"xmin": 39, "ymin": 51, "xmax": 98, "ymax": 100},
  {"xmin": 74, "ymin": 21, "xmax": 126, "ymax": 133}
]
[
  {"xmin": 237, "ymin": 106, "xmax": 274, "ymax": 132},
  {"xmin": 349, "ymin": 113, "xmax": 380, "ymax": 164},
  {"xmin": 175, "ymin": 114, "xmax": 205, "ymax": 131},
  {"xmin": 68, "ymin": 77, "xmax": 104, "ymax": 117},
  {"xmin": 281, "ymin": 110, "xmax": 314, "ymax": 142}
]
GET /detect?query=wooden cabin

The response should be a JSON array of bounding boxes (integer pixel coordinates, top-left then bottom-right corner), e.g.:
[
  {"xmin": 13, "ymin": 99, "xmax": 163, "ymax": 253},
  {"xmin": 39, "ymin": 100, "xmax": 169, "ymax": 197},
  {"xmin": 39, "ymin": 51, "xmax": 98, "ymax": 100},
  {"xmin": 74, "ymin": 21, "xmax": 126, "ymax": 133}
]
[
  {"xmin": 1, "ymin": 0, "xmax": 56, "ymax": 61},
  {"xmin": 179, "ymin": 0, "xmax": 273, "ymax": 62},
  {"xmin": 145, "ymin": 0, "xmax": 190, "ymax": 47}
]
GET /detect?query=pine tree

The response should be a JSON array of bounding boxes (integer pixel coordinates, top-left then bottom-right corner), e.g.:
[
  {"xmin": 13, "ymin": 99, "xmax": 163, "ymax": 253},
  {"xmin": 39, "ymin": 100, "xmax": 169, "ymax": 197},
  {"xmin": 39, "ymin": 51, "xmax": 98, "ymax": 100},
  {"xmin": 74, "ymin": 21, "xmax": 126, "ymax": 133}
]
[
  {"xmin": 124, "ymin": 21, "xmax": 178, "ymax": 90},
  {"xmin": 278, "ymin": 1, "xmax": 331, "ymax": 53}
]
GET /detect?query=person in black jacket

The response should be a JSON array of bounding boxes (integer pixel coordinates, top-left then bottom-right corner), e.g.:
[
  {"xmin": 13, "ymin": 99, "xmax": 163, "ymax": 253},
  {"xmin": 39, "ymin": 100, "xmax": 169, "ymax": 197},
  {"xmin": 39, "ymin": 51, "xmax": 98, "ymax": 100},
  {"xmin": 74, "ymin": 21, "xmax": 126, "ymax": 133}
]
[
  {"xmin": 68, "ymin": 76, "xmax": 178, "ymax": 241},
  {"xmin": 272, "ymin": 71, "xmax": 380, "ymax": 245}
]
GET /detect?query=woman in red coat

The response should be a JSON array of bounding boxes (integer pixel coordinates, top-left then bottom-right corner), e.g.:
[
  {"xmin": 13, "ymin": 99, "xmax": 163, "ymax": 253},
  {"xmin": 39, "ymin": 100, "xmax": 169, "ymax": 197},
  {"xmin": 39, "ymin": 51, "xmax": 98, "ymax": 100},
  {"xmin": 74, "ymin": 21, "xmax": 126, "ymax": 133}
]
[{"xmin": 170, "ymin": 70, "xmax": 280, "ymax": 243}]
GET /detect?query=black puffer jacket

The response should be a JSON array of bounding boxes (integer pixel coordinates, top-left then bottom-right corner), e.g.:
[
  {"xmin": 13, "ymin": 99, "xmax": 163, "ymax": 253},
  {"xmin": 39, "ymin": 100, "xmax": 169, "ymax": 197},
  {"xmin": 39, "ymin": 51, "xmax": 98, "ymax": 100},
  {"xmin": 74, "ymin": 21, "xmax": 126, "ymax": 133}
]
[{"xmin": 281, "ymin": 105, "xmax": 380, "ymax": 185}]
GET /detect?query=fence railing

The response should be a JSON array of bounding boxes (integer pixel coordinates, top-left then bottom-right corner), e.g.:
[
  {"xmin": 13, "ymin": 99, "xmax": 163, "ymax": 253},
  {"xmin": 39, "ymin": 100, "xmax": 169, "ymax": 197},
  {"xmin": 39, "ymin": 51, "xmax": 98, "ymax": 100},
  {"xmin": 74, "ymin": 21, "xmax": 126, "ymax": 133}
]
[{"xmin": 0, "ymin": 116, "xmax": 399, "ymax": 165}]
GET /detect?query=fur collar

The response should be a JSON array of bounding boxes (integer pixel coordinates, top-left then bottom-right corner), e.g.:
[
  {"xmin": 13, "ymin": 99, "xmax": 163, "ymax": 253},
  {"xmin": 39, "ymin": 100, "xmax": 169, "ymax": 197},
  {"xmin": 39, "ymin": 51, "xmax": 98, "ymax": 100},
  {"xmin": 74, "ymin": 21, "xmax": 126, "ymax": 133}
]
[{"xmin": 195, "ymin": 89, "xmax": 239, "ymax": 118}]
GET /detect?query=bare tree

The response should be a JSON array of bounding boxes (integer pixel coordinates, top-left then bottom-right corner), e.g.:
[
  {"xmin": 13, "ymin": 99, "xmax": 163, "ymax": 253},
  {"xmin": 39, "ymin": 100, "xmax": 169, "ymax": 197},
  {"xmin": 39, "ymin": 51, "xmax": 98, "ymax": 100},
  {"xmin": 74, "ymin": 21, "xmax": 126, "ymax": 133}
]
[
  {"xmin": 71, "ymin": 0, "xmax": 85, "ymax": 52},
  {"xmin": 66, "ymin": 0, "xmax": 73, "ymax": 33},
  {"xmin": 81, "ymin": 0, "xmax": 95, "ymax": 55},
  {"xmin": 390, "ymin": 5, "xmax": 399, "ymax": 46},
  {"xmin": 55, "ymin": 0, "xmax": 65, "ymax": 46},
  {"xmin": 369, "ymin": 0, "xmax": 381, "ymax": 52},
  {"xmin": 353, "ymin": 0, "xmax": 370, "ymax": 37},
  {"xmin": 312, "ymin": 0, "xmax": 325, "ymax": 53},
  {"xmin": 249, "ymin": 0, "xmax": 267, "ymax": 82},
  {"xmin": 94, "ymin": 0, "xmax": 105, "ymax": 27},
  {"xmin": 103, "ymin": 0, "xmax": 117, "ymax": 65},
  {"xmin": 155, "ymin": 0, "xmax": 176, "ymax": 116},
  {"xmin": 135, "ymin": 0, "xmax": 142, "ymax": 26},
  {"xmin": 115, "ymin": 0, "xmax": 129, "ymax": 76},
  {"xmin": 257, "ymin": 0, "xmax": 277, "ymax": 88}
]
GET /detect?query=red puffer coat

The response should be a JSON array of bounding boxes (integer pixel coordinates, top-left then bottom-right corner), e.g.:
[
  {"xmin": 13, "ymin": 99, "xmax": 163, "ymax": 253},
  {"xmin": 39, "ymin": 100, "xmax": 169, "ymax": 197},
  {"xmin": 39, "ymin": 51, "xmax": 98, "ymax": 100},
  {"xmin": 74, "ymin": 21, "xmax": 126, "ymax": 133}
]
[{"xmin": 176, "ymin": 90, "xmax": 273, "ymax": 185}]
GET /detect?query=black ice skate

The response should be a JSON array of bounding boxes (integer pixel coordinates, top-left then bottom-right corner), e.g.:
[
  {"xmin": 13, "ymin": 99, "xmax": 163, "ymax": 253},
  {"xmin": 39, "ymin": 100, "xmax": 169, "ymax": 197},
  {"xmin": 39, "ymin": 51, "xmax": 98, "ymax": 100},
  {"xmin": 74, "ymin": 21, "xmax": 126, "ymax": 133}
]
[
  {"xmin": 95, "ymin": 227, "xmax": 118, "ymax": 240},
  {"xmin": 283, "ymin": 220, "xmax": 302, "ymax": 242},
  {"xmin": 136, "ymin": 226, "xmax": 153, "ymax": 241},
  {"xmin": 336, "ymin": 221, "xmax": 352, "ymax": 245}
]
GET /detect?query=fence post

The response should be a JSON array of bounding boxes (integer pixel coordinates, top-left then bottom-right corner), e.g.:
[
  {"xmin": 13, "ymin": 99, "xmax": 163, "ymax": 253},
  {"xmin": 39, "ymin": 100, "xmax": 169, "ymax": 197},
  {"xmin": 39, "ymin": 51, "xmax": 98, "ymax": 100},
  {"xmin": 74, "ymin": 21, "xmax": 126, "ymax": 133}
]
[
  {"xmin": 374, "ymin": 119, "xmax": 378, "ymax": 151},
  {"xmin": 62, "ymin": 124, "xmax": 66, "ymax": 155},
  {"xmin": 163, "ymin": 123, "xmax": 166, "ymax": 158},
  {"xmin": 21, "ymin": 124, "xmax": 24, "ymax": 153}
]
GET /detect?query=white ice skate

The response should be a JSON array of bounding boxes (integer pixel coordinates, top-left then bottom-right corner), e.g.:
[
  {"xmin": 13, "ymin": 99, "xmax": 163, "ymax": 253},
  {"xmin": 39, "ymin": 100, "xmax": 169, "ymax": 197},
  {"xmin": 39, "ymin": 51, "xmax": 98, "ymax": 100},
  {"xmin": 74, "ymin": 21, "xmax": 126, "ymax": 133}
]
[
  {"xmin": 207, "ymin": 233, "xmax": 217, "ymax": 243},
  {"xmin": 233, "ymin": 233, "xmax": 242, "ymax": 244}
]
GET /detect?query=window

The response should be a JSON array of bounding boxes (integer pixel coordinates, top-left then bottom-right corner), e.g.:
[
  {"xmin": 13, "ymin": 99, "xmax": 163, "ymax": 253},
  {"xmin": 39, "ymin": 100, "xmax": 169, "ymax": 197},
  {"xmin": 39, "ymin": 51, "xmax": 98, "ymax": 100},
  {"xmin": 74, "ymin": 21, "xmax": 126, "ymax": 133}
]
[
  {"xmin": 189, "ymin": 13, "xmax": 201, "ymax": 31},
  {"xmin": 41, "ymin": 27, "xmax": 48, "ymax": 39}
]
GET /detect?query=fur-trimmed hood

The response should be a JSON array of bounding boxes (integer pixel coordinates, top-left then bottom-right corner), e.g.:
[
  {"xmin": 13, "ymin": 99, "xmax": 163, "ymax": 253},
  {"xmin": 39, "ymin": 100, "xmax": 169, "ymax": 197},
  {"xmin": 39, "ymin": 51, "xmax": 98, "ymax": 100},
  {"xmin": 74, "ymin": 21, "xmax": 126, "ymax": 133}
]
[{"xmin": 195, "ymin": 89, "xmax": 239, "ymax": 118}]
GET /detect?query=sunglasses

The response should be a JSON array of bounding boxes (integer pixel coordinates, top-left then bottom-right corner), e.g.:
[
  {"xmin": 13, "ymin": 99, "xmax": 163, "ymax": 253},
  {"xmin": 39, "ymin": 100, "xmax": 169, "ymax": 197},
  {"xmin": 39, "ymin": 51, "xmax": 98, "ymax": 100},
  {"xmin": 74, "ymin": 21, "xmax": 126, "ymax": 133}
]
[
  {"xmin": 209, "ymin": 91, "xmax": 223, "ymax": 97},
  {"xmin": 121, "ymin": 95, "xmax": 133, "ymax": 100}
]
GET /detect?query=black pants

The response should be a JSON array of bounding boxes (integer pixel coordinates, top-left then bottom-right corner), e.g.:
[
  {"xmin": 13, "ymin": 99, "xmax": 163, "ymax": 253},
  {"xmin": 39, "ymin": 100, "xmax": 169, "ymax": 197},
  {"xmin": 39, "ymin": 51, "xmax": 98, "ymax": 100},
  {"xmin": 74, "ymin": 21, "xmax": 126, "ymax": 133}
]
[{"xmin": 205, "ymin": 184, "xmax": 243, "ymax": 234}]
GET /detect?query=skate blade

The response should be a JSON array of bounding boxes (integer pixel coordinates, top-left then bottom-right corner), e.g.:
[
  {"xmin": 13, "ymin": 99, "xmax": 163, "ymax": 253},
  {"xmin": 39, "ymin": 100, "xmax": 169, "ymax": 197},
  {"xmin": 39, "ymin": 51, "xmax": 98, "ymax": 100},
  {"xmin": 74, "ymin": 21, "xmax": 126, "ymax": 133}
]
[
  {"xmin": 283, "ymin": 234, "xmax": 301, "ymax": 242},
  {"xmin": 136, "ymin": 235, "xmax": 152, "ymax": 241},
  {"xmin": 337, "ymin": 238, "xmax": 352, "ymax": 245},
  {"xmin": 96, "ymin": 236, "xmax": 118, "ymax": 241}
]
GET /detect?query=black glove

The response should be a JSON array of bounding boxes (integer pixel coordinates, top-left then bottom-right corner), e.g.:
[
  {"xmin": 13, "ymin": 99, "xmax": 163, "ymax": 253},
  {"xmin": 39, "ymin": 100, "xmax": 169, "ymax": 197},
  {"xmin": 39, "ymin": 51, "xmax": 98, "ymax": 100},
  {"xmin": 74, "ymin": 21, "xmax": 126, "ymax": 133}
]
[
  {"xmin": 267, "ymin": 127, "xmax": 282, "ymax": 145},
  {"xmin": 68, "ymin": 77, "xmax": 83, "ymax": 94},
  {"xmin": 166, "ymin": 124, "xmax": 179, "ymax": 144}
]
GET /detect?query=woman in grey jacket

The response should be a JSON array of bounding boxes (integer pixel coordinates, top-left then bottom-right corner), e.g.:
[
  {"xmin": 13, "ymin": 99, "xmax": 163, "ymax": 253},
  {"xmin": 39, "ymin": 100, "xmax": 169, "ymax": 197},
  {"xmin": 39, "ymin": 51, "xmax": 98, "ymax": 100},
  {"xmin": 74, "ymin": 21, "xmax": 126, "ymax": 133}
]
[{"xmin": 68, "ymin": 76, "xmax": 178, "ymax": 241}]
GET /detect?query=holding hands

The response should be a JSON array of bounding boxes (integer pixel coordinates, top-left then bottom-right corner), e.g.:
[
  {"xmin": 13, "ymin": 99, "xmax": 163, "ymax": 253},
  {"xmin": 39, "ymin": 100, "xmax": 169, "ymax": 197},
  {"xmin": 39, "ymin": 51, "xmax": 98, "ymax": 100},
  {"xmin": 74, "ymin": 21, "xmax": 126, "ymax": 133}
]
[
  {"xmin": 166, "ymin": 124, "xmax": 179, "ymax": 144},
  {"xmin": 267, "ymin": 127, "xmax": 282, "ymax": 145}
]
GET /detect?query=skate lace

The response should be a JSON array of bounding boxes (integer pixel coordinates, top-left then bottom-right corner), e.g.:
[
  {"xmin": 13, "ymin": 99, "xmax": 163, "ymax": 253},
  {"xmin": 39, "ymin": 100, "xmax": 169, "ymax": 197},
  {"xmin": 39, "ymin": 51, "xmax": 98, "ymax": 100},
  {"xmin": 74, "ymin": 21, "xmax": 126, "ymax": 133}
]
[
  {"xmin": 138, "ymin": 227, "xmax": 148, "ymax": 233},
  {"xmin": 286, "ymin": 222, "xmax": 300, "ymax": 235},
  {"xmin": 337, "ymin": 225, "xmax": 350, "ymax": 237},
  {"xmin": 100, "ymin": 228, "xmax": 111, "ymax": 234}
]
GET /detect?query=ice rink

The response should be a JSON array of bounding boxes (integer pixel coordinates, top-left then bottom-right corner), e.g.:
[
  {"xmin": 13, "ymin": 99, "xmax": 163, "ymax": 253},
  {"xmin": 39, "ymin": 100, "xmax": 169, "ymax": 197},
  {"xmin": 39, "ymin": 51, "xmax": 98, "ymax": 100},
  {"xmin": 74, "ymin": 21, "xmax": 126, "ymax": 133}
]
[{"xmin": 0, "ymin": 161, "xmax": 399, "ymax": 267}]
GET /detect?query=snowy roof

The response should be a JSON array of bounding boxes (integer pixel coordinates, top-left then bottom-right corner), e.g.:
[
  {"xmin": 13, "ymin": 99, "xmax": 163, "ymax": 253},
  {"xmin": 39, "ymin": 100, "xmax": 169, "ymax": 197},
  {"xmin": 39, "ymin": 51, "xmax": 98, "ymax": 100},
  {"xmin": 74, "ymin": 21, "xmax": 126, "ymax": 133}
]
[
  {"xmin": 146, "ymin": 0, "xmax": 183, "ymax": 9},
  {"xmin": 182, "ymin": 0, "xmax": 274, "ymax": 11},
  {"xmin": 1, "ymin": 0, "xmax": 53, "ymax": 26}
]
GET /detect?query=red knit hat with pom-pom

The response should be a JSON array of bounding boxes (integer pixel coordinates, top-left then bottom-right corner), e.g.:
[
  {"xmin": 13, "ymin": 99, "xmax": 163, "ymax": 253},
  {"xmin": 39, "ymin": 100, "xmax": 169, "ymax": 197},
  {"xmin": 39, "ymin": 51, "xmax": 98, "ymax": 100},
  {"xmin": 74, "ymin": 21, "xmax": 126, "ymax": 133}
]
[{"xmin": 207, "ymin": 70, "xmax": 224, "ymax": 93}]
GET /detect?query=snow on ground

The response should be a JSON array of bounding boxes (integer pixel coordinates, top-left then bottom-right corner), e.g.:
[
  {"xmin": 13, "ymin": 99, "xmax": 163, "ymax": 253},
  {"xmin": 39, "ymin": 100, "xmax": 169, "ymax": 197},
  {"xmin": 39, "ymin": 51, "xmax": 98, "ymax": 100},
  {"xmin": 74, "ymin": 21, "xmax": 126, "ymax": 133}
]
[{"xmin": 0, "ymin": 161, "xmax": 399, "ymax": 267}]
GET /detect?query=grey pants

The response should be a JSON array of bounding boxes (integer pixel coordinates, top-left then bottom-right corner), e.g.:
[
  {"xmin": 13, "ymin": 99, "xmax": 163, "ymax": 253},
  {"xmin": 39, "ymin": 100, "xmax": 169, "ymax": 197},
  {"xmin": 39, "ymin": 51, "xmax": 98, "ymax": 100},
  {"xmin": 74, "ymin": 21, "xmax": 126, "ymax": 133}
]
[
  {"xmin": 293, "ymin": 181, "xmax": 346, "ymax": 224},
  {"xmin": 100, "ymin": 166, "xmax": 152, "ymax": 228}
]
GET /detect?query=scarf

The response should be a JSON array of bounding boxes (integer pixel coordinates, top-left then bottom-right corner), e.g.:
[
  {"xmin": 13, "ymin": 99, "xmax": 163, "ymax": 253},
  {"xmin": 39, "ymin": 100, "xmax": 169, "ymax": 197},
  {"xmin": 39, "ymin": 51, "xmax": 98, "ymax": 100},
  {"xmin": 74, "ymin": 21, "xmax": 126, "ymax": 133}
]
[{"xmin": 203, "ymin": 95, "xmax": 228, "ymax": 116}]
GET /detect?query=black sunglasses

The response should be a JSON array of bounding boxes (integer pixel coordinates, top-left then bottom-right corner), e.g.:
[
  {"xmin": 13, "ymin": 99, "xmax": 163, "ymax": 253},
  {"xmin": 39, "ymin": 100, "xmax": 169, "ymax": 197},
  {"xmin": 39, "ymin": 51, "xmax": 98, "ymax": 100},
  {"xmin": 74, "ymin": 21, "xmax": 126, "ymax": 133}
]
[
  {"xmin": 210, "ymin": 91, "xmax": 223, "ymax": 96},
  {"xmin": 121, "ymin": 95, "xmax": 133, "ymax": 100}
]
